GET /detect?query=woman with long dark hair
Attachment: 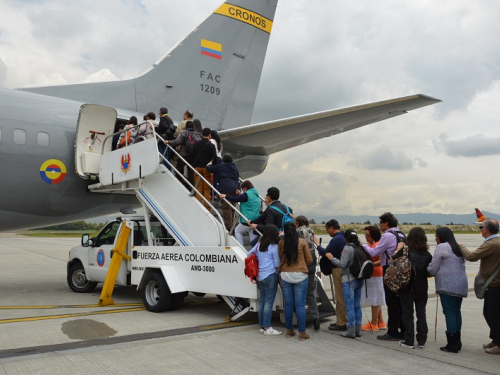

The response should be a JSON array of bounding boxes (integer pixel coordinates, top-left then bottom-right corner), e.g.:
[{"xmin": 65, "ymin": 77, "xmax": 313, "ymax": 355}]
[
  {"xmin": 278, "ymin": 221, "xmax": 312, "ymax": 341},
  {"xmin": 327, "ymin": 229, "xmax": 363, "ymax": 339},
  {"xmin": 247, "ymin": 225, "xmax": 282, "ymax": 335},
  {"xmin": 427, "ymin": 227, "xmax": 468, "ymax": 353},
  {"xmin": 397, "ymin": 227, "xmax": 432, "ymax": 349}
]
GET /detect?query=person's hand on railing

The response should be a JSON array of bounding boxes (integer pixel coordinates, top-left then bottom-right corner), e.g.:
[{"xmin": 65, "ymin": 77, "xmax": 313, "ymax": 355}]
[
  {"xmin": 219, "ymin": 193, "xmax": 226, "ymax": 199},
  {"xmin": 164, "ymin": 140, "xmax": 169, "ymax": 145}
]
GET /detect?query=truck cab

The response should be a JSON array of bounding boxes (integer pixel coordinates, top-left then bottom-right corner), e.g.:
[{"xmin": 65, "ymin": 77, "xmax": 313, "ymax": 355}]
[{"xmin": 67, "ymin": 216, "xmax": 171, "ymax": 293}]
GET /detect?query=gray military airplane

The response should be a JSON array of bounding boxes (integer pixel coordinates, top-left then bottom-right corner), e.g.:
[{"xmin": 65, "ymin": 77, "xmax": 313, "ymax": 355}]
[{"xmin": 0, "ymin": 0, "xmax": 439, "ymax": 231}]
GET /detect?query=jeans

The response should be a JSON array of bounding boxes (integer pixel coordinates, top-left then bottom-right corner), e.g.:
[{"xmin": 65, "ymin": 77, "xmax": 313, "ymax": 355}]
[
  {"xmin": 343, "ymin": 279, "xmax": 363, "ymax": 327},
  {"xmin": 257, "ymin": 273, "xmax": 279, "ymax": 328},
  {"xmin": 281, "ymin": 277, "xmax": 309, "ymax": 332},
  {"xmin": 157, "ymin": 143, "xmax": 170, "ymax": 170},
  {"xmin": 234, "ymin": 223, "xmax": 258, "ymax": 246},
  {"xmin": 440, "ymin": 293, "xmax": 463, "ymax": 334}
]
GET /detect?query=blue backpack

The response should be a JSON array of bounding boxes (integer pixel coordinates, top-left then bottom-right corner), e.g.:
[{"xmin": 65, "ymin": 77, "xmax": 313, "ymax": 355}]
[{"xmin": 269, "ymin": 205, "xmax": 294, "ymax": 231}]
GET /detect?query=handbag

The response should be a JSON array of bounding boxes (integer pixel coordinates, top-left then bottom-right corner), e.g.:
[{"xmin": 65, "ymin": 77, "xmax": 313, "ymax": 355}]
[{"xmin": 474, "ymin": 264, "xmax": 500, "ymax": 299}]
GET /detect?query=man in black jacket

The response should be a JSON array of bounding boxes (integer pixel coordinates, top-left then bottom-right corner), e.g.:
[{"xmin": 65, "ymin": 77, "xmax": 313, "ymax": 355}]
[
  {"xmin": 249, "ymin": 187, "xmax": 293, "ymax": 237},
  {"xmin": 156, "ymin": 107, "xmax": 175, "ymax": 168},
  {"xmin": 192, "ymin": 128, "xmax": 217, "ymax": 209}
]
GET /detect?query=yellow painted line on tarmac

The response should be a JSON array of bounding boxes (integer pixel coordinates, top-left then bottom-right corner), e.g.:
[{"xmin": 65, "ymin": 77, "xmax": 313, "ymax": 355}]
[
  {"xmin": 0, "ymin": 303, "xmax": 144, "ymax": 309},
  {"xmin": 0, "ymin": 307, "xmax": 146, "ymax": 324}
]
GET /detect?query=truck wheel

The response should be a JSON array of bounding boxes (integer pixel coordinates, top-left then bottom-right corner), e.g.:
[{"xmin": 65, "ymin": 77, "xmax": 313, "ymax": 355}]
[
  {"xmin": 192, "ymin": 292, "xmax": 206, "ymax": 297},
  {"xmin": 67, "ymin": 263, "xmax": 97, "ymax": 293},
  {"xmin": 169, "ymin": 293, "xmax": 185, "ymax": 311},
  {"xmin": 142, "ymin": 273, "xmax": 172, "ymax": 312}
]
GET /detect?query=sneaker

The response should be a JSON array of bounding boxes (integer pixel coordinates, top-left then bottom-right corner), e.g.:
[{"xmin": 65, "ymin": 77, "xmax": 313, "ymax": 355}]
[
  {"xmin": 377, "ymin": 333, "xmax": 400, "ymax": 341},
  {"xmin": 361, "ymin": 322, "xmax": 379, "ymax": 332},
  {"xmin": 418, "ymin": 344, "xmax": 425, "ymax": 349},
  {"xmin": 377, "ymin": 321, "xmax": 387, "ymax": 330},
  {"xmin": 264, "ymin": 328, "xmax": 282, "ymax": 335},
  {"xmin": 399, "ymin": 340, "xmax": 415, "ymax": 349},
  {"xmin": 259, "ymin": 327, "xmax": 265, "ymax": 334}
]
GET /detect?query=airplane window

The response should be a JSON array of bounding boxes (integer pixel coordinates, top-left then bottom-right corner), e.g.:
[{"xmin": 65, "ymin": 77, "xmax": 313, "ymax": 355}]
[
  {"xmin": 37, "ymin": 132, "xmax": 50, "ymax": 147},
  {"xmin": 13, "ymin": 129, "xmax": 26, "ymax": 145}
]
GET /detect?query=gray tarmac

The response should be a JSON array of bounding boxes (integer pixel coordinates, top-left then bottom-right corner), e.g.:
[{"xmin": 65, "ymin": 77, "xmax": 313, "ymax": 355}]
[{"xmin": 0, "ymin": 234, "xmax": 499, "ymax": 374}]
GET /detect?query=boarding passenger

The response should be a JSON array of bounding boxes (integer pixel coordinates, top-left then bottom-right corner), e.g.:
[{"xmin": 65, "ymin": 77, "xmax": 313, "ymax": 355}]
[
  {"xmin": 279, "ymin": 222, "xmax": 313, "ymax": 341},
  {"xmin": 156, "ymin": 107, "xmax": 175, "ymax": 167},
  {"xmin": 295, "ymin": 215, "xmax": 320, "ymax": 331},
  {"xmin": 360, "ymin": 225, "xmax": 386, "ymax": 332},
  {"xmin": 459, "ymin": 218, "xmax": 500, "ymax": 355},
  {"xmin": 314, "ymin": 219, "xmax": 348, "ymax": 331},
  {"xmin": 397, "ymin": 227, "xmax": 432, "ymax": 349},
  {"xmin": 210, "ymin": 129, "xmax": 223, "ymax": 199},
  {"xmin": 173, "ymin": 110, "xmax": 193, "ymax": 138},
  {"xmin": 206, "ymin": 153, "xmax": 240, "ymax": 231},
  {"xmin": 165, "ymin": 121, "xmax": 201, "ymax": 188},
  {"xmin": 193, "ymin": 119, "xmax": 203, "ymax": 134},
  {"xmin": 325, "ymin": 230, "xmax": 363, "ymax": 339},
  {"xmin": 135, "ymin": 112, "xmax": 156, "ymax": 143},
  {"xmin": 362, "ymin": 212, "xmax": 406, "ymax": 341},
  {"xmin": 427, "ymin": 227, "xmax": 468, "ymax": 353},
  {"xmin": 117, "ymin": 116, "xmax": 138, "ymax": 149},
  {"xmin": 192, "ymin": 128, "xmax": 217, "ymax": 209},
  {"xmin": 112, "ymin": 123, "xmax": 125, "ymax": 151},
  {"xmin": 248, "ymin": 187, "xmax": 293, "ymax": 239},
  {"xmin": 247, "ymin": 225, "xmax": 282, "ymax": 336},
  {"xmin": 220, "ymin": 180, "xmax": 261, "ymax": 246}
]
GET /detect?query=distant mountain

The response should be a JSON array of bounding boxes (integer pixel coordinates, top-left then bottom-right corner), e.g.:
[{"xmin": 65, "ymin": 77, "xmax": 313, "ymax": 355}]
[{"xmin": 312, "ymin": 211, "xmax": 499, "ymax": 226}]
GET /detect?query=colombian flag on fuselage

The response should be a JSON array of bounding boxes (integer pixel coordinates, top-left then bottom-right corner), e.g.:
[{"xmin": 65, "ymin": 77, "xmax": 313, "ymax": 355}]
[{"xmin": 201, "ymin": 39, "xmax": 222, "ymax": 60}]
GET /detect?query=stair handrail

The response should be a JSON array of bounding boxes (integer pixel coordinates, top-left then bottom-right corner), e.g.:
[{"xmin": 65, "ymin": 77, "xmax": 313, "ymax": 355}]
[{"xmin": 160, "ymin": 137, "xmax": 262, "ymax": 241}]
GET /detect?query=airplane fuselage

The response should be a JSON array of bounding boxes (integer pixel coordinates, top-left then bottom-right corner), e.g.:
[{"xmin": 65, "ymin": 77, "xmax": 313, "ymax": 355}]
[{"xmin": 0, "ymin": 88, "xmax": 139, "ymax": 231}]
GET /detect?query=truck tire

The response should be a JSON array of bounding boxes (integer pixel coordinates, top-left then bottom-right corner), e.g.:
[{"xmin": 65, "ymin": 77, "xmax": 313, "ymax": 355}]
[
  {"xmin": 169, "ymin": 293, "xmax": 185, "ymax": 311},
  {"xmin": 67, "ymin": 263, "xmax": 98, "ymax": 293},
  {"xmin": 141, "ymin": 272, "xmax": 173, "ymax": 312}
]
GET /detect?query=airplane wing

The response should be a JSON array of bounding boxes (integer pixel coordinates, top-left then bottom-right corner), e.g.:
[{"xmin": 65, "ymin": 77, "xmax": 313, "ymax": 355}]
[{"xmin": 220, "ymin": 94, "xmax": 441, "ymax": 156}]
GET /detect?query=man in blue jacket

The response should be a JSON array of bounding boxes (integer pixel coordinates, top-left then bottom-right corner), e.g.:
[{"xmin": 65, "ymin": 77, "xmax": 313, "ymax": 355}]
[{"xmin": 314, "ymin": 219, "xmax": 347, "ymax": 330}]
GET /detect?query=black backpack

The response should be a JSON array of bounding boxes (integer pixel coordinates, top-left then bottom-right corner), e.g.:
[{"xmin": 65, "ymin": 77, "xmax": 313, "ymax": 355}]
[
  {"xmin": 349, "ymin": 243, "xmax": 374, "ymax": 280},
  {"xmin": 184, "ymin": 131, "xmax": 202, "ymax": 155}
]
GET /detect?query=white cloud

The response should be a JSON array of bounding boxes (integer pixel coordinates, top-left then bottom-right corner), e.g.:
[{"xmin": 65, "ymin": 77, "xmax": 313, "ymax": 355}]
[{"xmin": 1, "ymin": 0, "xmax": 500, "ymax": 217}]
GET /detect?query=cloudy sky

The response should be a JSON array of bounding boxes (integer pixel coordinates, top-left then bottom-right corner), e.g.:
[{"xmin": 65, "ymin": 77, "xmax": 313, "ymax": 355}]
[{"xmin": 1, "ymin": 0, "xmax": 500, "ymax": 220}]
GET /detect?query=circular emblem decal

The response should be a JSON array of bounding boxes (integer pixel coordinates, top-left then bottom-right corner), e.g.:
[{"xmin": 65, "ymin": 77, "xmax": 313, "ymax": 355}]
[
  {"xmin": 40, "ymin": 159, "xmax": 67, "ymax": 184},
  {"xmin": 97, "ymin": 249, "xmax": 105, "ymax": 267}
]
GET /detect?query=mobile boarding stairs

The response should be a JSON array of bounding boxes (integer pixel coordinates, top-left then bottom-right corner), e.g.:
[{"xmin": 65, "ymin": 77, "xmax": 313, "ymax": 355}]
[{"xmin": 79, "ymin": 121, "xmax": 335, "ymax": 321}]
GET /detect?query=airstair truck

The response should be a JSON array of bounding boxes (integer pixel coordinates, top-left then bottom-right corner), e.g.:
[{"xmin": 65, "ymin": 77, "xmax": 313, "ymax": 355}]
[{"xmin": 68, "ymin": 104, "xmax": 334, "ymax": 320}]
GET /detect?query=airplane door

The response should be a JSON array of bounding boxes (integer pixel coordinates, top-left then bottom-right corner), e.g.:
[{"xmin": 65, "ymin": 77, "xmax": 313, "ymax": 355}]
[{"xmin": 75, "ymin": 104, "xmax": 117, "ymax": 179}]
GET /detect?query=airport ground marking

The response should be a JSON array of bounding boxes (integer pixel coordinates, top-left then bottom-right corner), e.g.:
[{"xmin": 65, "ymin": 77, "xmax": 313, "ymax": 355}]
[
  {"xmin": 0, "ymin": 307, "xmax": 146, "ymax": 324},
  {"xmin": 0, "ymin": 303, "xmax": 143, "ymax": 309}
]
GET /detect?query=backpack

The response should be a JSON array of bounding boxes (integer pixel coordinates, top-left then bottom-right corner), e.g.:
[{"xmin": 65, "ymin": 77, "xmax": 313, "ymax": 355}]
[
  {"xmin": 319, "ymin": 255, "xmax": 334, "ymax": 276},
  {"xmin": 244, "ymin": 252, "xmax": 259, "ymax": 284},
  {"xmin": 268, "ymin": 205, "xmax": 294, "ymax": 231},
  {"xmin": 184, "ymin": 131, "xmax": 202, "ymax": 155},
  {"xmin": 383, "ymin": 246, "xmax": 413, "ymax": 293},
  {"xmin": 349, "ymin": 244, "xmax": 374, "ymax": 280}
]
